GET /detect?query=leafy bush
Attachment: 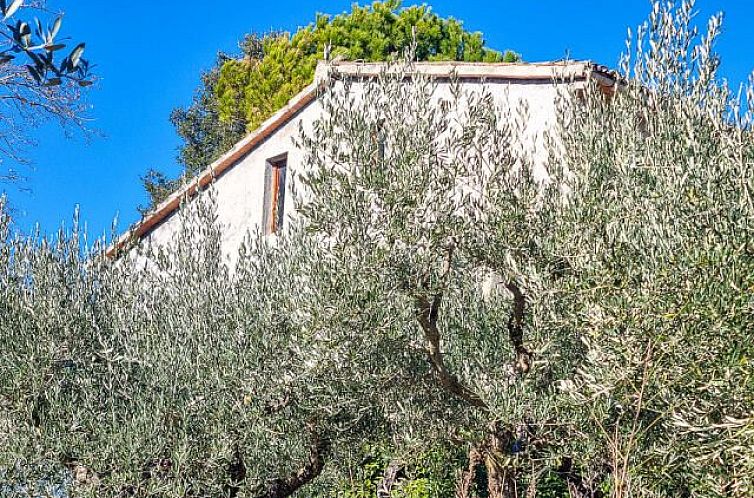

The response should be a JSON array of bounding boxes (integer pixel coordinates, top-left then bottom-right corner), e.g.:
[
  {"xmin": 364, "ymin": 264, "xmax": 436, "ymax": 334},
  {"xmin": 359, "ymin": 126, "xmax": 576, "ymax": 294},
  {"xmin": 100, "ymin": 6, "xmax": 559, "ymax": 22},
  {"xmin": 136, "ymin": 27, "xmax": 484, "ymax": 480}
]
[{"xmin": 2, "ymin": 1, "xmax": 753, "ymax": 497}]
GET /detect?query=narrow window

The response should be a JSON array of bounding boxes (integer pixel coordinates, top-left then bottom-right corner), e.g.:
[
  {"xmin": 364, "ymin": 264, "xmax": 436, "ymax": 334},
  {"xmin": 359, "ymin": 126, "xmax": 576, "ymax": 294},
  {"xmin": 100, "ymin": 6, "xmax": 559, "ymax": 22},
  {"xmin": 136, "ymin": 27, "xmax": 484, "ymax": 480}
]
[{"xmin": 262, "ymin": 154, "xmax": 287, "ymax": 235}]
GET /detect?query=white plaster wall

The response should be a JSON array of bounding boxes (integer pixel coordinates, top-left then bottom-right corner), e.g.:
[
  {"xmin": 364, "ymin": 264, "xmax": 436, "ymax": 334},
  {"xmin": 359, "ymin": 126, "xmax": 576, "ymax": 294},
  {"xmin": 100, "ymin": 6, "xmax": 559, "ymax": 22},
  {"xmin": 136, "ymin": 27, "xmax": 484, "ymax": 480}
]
[{"xmin": 137, "ymin": 78, "xmax": 564, "ymax": 269}]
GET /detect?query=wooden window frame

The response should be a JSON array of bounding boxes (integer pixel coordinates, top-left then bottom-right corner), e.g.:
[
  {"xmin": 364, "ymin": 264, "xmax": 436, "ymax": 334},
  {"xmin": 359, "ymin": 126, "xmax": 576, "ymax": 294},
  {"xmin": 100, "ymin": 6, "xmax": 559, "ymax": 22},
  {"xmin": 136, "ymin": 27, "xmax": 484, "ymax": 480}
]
[{"xmin": 262, "ymin": 154, "xmax": 288, "ymax": 235}]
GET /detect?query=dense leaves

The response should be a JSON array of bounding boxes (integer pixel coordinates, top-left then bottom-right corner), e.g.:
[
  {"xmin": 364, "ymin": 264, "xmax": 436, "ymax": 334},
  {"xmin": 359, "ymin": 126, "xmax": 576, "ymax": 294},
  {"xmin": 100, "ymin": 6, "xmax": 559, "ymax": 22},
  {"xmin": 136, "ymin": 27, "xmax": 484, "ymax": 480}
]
[
  {"xmin": 2, "ymin": 1, "xmax": 753, "ymax": 497},
  {"xmin": 216, "ymin": 0, "xmax": 517, "ymax": 132},
  {"xmin": 547, "ymin": 3, "xmax": 754, "ymax": 493}
]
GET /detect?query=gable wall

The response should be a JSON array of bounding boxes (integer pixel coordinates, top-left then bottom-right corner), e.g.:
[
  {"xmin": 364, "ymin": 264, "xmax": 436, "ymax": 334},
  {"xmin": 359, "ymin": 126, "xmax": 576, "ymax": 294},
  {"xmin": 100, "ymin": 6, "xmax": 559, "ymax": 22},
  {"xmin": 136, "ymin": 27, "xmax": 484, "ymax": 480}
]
[{"xmin": 135, "ymin": 78, "xmax": 568, "ymax": 270}]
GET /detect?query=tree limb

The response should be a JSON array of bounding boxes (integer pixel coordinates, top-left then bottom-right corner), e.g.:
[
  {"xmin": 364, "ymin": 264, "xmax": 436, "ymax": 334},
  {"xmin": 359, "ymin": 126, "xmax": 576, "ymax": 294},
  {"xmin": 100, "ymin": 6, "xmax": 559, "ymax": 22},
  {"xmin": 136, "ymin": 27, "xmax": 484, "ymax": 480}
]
[
  {"xmin": 251, "ymin": 423, "xmax": 330, "ymax": 498},
  {"xmin": 415, "ymin": 242, "xmax": 487, "ymax": 409},
  {"xmin": 455, "ymin": 447, "xmax": 483, "ymax": 498},
  {"xmin": 505, "ymin": 281, "xmax": 531, "ymax": 374},
  {"xmin": 416, "ymin": 293, "xmax": 487, "ymax": 409}
]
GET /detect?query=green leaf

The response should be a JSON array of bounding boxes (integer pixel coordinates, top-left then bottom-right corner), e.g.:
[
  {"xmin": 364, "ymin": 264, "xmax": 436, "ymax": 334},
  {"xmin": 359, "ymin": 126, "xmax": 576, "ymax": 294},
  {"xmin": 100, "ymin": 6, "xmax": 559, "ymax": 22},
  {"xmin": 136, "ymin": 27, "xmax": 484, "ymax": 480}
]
[
  {"xmin": 13, "ymin": 20, "xmax": 29, "ymax": 47},
  {"xmin": 78, "ymin": 79, "xmax": 93, "ymax": 87},
  {"xmin": 25, "ymin": 49, "xmax": 42, "ymax": 66},
  {"xmin": 16, "ymin": 20, "xmax": 28, "ymax": 35},
  {"xmin": 3, "ymin": 0, "xmax": 22, "ymax": 20},
  {"xmin": 69, "ymin": 42, "xmax": 84, "ymax": 69},
  {"xmin": 25, "ymin": 63, "xmax": 41, "ymax": 83},
  {"xmin": 44, "ymin": 77, "xmax": 61, "ymax": 86},
  {"xmin": 50, "ymin": 15, "xmax": 62, "ymax": 39},
  {"xmin": 41, "ymin": 53, "xmax": 56, "ymax": 73},
  {"xmin": 0, "ymin": 54, "xmax": 13, "ymax": 64}
]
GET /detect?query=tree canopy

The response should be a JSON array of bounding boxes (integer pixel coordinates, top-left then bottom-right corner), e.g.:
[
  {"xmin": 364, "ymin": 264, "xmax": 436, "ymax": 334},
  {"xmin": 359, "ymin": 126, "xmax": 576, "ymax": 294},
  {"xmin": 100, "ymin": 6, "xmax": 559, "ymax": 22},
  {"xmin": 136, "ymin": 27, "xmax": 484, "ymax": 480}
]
[
  {"xmin": 144, "ymin": 0, "xmax": 518, "ymax": 209},
  {"xmin": 215, "ymin": 0, "xmax": 517, "ymax": 132},
  {"xmin": 3, "ymin": 1, "xmax": 753, "ymax": 497}
]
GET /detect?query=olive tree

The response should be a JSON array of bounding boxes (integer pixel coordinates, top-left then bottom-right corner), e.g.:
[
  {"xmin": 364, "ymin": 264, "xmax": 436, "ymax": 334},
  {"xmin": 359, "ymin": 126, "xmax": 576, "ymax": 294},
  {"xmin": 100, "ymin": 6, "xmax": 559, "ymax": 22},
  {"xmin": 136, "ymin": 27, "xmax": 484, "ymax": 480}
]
[
  {"xmin": 293, "ymin": 56, "xmax": 574, "ymax": 497},
  {"xmin": 1, "ymin": 1, "xmax": 752, "ymax": 497},
  {"xmin": 546, "ymin": 2, "xmax": 754, "ymax": 495},
  {"xmin": 294, "ymin": 1, "xmax": 754, "ymax": 494},
  {"xmin": 0, "ymin": 57, "xmax": 560, "ymax": 495}
]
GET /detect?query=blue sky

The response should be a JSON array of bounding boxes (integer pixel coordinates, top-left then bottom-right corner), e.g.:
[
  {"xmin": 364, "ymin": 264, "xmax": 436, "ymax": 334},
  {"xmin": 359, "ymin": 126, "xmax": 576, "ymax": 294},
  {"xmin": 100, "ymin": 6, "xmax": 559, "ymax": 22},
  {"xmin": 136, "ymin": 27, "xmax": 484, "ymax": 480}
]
[{"xmin": 4, "ymin": 0, "xmax": 754, "ymax": 239}]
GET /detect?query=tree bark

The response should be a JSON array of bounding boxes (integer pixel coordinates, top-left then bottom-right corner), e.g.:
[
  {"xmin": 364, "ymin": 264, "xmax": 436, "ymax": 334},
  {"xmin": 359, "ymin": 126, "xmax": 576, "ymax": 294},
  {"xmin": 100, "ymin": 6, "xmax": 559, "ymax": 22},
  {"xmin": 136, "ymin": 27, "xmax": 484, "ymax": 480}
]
[
  {"xmin": 252, "ymin": 425, "xmax": 330, "ymax": 498},
  {"xmin": 415, "ymin": 293, "xmax": 488, "ymax": 409},
  {"xmin": 484, "ymin": 424, "xmax": 517, "ymax": 498},
  {"xmin": 505, "ymin": 282, "xmax": 531, "ymax": 375},
  {"xmin": 456, "ymin": 447, "xmax": 483, "ymax": 498},
  {"xmin": 457, "ymin": 427, "xmax": 520, "ymax": 498}
]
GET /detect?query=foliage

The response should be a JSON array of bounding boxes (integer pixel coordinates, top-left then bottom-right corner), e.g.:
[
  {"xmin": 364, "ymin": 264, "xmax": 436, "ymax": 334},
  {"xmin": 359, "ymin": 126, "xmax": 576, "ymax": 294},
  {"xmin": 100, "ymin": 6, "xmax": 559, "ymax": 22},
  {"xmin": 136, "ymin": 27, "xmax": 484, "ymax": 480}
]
[
  {"xmin": 147, "ymin": 1, "xmax": 518, "ymax": 207},
  {"xmin": 0, "ymin": 191, "xmax": 466, "ymax": 496},
  {"xmin": 139, "ymin": 54, "xmax": 249, "ymax": 209},
  {"xmin": 216, "ymin": 0, "xmax": 517, "ymax": 132},
  {"xmin": 1, "ymin": 0, "xmax": 92, "ymax": 87},
  {"xmin": 294, "ymin": 54, "xmax": 576, "ymax": 497},
  {"xmin": 2, "ymin": 1, "xmax": 753, "ymax": 497},
  {"xmin": 548, "ymin": 2, "xmax": 754, "ymax": 494},
  {"xmin": 0, "ymin": 0, "xmax": 93, "ymax": 180},
  {"xmin": 334, "ymin": 443, "xmax": 465, "ymax": 497}
]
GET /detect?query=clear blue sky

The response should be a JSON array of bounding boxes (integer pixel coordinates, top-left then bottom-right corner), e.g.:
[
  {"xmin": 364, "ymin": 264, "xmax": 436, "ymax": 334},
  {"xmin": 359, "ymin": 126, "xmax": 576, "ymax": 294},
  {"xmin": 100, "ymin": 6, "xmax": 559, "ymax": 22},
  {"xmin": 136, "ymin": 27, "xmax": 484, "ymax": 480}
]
[{"xmin": 4, "ymin": 0, "xmax": 754, "ymax": 239}]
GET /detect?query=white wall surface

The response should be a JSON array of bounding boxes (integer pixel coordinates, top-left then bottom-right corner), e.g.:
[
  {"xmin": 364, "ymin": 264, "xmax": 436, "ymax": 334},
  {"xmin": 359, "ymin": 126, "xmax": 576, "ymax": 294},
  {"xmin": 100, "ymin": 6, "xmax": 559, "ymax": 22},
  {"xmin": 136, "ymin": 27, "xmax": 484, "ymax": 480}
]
[{"xmin": 136, "ymin": 77, "xmax": 566, "ymax": 270}]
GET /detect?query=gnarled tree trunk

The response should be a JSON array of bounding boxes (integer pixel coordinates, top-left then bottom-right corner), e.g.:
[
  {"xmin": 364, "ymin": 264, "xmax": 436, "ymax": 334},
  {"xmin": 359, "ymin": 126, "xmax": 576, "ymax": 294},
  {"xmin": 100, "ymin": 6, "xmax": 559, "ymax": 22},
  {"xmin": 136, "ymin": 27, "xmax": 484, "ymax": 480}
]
[
  {"xmin": 456, "ymin": 426, "xmax": 519, "ymax": 498},
  {"xmin": 484, "ymin": 424, "xmax": 518, "ymax": 498},
  {"xmin": 456, "ymin": 447, "xmax": 483, "ymax": 498},
  {"xmin": 252, "ymin": 425, "xmax": 330, "ymax": 498}
]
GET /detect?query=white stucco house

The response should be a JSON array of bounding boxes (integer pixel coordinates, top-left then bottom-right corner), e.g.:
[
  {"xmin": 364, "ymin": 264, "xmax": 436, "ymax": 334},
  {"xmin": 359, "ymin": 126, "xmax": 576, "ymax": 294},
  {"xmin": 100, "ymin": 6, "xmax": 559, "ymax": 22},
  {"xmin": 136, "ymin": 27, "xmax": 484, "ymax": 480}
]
[{"xmin": 108, "ymin": 60, "xmax": 616, "ymax": 265}]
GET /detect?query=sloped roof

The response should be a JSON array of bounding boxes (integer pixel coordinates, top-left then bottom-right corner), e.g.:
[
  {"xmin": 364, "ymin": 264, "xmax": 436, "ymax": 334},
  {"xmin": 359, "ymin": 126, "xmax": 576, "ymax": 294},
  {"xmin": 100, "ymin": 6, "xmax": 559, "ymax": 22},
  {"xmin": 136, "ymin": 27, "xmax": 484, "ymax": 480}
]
[{"xmin": 107, "ymin": 60, "xmax": 615, "ymax": 258}]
